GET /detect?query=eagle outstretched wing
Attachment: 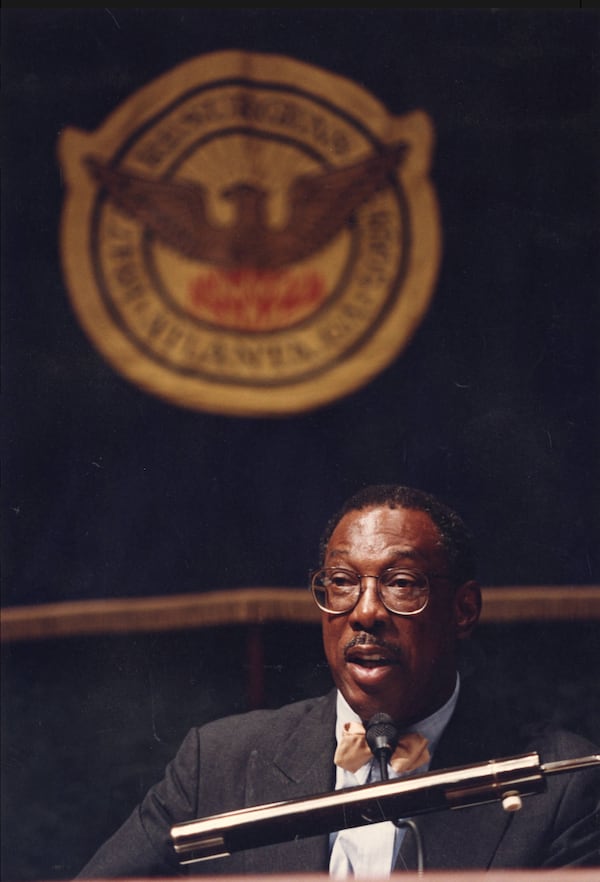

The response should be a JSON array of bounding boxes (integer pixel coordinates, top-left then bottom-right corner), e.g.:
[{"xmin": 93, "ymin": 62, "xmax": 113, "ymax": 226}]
[
  {"xmin": 85, "ymin": 141, "xmax": 407, "ymax": 270},
  {"xmin": 84, "ymin": 157, "xmax": 234, "ymax": 265},
  {"xmin": 275, "ymin": 141, "xmax": 408, "ymax": 266}
]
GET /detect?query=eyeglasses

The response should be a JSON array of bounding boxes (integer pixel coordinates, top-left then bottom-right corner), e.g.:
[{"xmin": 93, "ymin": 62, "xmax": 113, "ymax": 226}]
[{"xmin": 310, "ymin": 567, "xmax": 447, "ymax": 616}]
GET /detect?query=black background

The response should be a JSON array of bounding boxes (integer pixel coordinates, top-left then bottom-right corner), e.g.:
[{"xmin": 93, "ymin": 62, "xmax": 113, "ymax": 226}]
[{"xmin": 2, "ymin": 8, "xmax": 599, "ymax": 881}]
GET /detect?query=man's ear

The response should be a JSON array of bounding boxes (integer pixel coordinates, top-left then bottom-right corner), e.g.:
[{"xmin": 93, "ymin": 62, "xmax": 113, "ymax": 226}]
[{"xmin": 454, "ymin": 580, "xmax": 482, "ymax": 639}]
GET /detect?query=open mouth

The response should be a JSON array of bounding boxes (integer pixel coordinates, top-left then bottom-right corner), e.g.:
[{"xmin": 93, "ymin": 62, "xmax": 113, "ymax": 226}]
[
  {"xmin": 345, "ymin": 640, "xmax": 401, "ymax": 668},
  {"xmin": 349, "ymin": 656, "xmax": 396, "ymax": 668}
]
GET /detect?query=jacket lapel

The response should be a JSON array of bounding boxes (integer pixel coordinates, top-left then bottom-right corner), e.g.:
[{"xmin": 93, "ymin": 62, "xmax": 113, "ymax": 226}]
[
  {"xmin": 397, "ymin": 800, "xmax": 515, "ymax": 871},
  {"xmin": 395, "ymin": 680, "xmax": 526, "ymax": 872},
  {"xmin": 243, "ymin": 690, "xmax": 337, "ymax": 874}
]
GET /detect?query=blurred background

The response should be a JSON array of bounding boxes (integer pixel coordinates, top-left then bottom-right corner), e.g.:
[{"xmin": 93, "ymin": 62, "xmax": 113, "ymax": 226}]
[{"xmin": 2, "ymin": 9, "xmax": 599, "ymax": 881}]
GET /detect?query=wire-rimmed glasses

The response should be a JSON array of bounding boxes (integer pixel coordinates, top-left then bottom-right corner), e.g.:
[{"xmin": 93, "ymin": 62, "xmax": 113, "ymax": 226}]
[{"xmin": 310, "ymin": 566, "xmax": 445, "ymax": 616}]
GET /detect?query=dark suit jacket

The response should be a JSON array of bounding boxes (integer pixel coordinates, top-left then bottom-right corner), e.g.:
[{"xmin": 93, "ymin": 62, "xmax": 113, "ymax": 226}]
[{"xmin": 77, "ymin": 686, "xmax": 600, "ymax": 877}]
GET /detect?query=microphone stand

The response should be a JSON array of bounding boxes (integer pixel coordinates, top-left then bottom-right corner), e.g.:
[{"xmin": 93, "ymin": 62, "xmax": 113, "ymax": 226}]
[
  {"xmin": 364, "ymin": 712, "xmax": 425, "ymax": 874},
  {"xmin": 171, "ymin": 752, "xmax": 599, "ymax": 866}
]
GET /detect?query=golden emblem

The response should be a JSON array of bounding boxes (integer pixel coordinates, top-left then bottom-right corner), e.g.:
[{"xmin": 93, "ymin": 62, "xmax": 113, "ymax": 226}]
[{"xmin": 58, "ymin": 50, "xmax": 441, "ymax": 416}]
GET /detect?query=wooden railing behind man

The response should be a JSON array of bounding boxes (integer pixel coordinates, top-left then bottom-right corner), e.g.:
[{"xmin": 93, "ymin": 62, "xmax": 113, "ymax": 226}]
[{"xmin": 2, "ymin": 585, "xmax": 600, "ymax": 642}]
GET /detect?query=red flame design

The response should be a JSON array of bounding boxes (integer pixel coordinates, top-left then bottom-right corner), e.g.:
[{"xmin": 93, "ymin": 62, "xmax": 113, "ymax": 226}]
[{"xmin": 188, "ymin": 268, "xmax": 327, "ymax": 331}]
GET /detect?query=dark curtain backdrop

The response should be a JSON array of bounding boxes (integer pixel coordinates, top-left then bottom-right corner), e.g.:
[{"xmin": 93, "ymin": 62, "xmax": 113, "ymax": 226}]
[
  {"xmin": 3, "ymin": 8, "xmax": 599, "ymax": 604},
  {"xmin": 2, "ymin": 9, "xmax": 599, "ymax": 882}
]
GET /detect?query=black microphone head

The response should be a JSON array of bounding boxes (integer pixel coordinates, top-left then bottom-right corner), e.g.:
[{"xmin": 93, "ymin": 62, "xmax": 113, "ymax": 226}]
[{"xmin": 365, "ymin": 712, "xmax": 400, "ymax": 758}]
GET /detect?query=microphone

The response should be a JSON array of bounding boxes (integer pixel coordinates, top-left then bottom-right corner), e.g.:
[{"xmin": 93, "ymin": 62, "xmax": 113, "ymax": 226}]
[{"xmin": 365, "ymin": 712, "xmax": 400, "ymax": 781}]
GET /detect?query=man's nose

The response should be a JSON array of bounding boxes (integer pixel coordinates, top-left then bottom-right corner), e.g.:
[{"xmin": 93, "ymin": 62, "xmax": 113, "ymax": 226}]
[{"xmin": 348, "ymin": 576, "xmax": 388, "ymax": 628}]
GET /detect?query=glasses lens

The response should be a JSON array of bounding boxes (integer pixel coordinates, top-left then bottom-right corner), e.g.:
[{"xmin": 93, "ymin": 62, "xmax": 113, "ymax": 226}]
[
  {"xmin": 312, "ymin": 568, "xmax": 360, "ymax": 612},
  {"xmin": 310, "ymin": 568, "xmax": 430, "ymax": 615},
  {"xmin": 379, "ymin": 569, "xmax": 429, "ymax": 613}
]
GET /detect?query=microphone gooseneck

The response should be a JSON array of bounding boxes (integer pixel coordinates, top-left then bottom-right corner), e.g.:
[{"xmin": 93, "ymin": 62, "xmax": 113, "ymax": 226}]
[
  {"xmin": 365, "ymin": 713, "xmax": 424, "ymax": 873},
  {"xmin": 365, "ymin": 712, "xmax": 400, "ymax": 781}
]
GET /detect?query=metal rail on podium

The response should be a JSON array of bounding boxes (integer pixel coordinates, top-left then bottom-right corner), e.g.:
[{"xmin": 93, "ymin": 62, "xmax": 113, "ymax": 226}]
[{"xmin": 171, "ymin": 751, "xmax": 599, "ymax": 867}]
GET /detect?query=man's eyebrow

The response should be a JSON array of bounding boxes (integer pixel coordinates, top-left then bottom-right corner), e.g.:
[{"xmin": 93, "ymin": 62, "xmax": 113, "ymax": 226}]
[
  {"xmin": 325, "ymin": 548, "xmax": 350, "ymax": 560},
  {"xmin": 326, "ymin": 547, "xmax": 423, "ymax": 563},
  {"xmin": 384, "ymin": 549, "xmax": 424, "ymax": 565}
]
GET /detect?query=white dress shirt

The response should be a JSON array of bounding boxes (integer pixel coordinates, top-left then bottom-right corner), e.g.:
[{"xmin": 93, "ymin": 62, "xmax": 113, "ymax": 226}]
[{"xmin": 329, "ymin": 675, "xmax": 460, "ymax": 879}]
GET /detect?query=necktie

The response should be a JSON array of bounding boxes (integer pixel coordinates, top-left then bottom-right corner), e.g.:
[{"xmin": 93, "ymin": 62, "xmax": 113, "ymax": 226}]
[{"xmin": 334, "ymin": 721, "xmax": 430, "ymax": 774}]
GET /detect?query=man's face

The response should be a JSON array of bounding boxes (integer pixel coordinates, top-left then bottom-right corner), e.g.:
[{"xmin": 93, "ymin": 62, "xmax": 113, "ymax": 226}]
[{"xmin": 320, "ymin": 504, "xmax": 480, "ymax": 726}]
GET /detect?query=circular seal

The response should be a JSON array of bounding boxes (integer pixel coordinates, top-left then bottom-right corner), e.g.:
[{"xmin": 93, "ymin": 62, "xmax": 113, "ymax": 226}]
[{"xmin": 58, "ymin": 50, "xmax": 441, "ymax": 416}]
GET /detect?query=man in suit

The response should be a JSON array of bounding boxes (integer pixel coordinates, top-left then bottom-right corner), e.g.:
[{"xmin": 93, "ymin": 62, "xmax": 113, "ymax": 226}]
[{"xmin": 77, "ymin": 484, "xmax": 599, "ymax": 877}]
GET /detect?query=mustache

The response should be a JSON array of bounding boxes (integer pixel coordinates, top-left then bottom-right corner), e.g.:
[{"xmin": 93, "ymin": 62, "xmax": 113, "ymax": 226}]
[{"xmin": 344, "ymin": 633, "xmax": 403, "ymax": 660}]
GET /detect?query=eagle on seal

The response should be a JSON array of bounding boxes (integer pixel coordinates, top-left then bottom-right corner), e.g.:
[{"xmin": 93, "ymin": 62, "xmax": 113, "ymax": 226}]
[{"xmin": 84, "ymin": 141, "xmax": 407, "ymax": 270}]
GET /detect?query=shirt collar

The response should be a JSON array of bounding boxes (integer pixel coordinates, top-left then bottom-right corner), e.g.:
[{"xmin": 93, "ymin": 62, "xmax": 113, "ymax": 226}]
[{"xmin": 335, "ymin": 672, "xmax": 460, "ymax": 760}]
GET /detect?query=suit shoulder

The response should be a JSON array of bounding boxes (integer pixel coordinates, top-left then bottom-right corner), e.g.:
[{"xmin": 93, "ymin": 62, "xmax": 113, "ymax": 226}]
[
  {"xmin": 521, "ymin": 723, "xmax": 599, "ymax": 763},
  {"xmin": 193, "ymin": 690, "xmax": 335, "ymax": 748}
]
